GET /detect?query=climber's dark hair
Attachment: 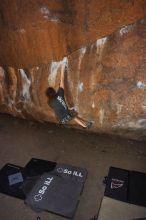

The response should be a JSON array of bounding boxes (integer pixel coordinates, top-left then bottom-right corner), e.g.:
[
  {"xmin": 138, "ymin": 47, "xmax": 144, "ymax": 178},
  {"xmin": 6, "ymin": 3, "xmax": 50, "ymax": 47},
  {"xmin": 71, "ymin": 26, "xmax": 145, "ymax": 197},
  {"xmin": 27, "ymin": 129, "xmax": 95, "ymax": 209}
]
[{"xmin": 46, "ymin": 87, "xmax": 57, "ymax": 103}]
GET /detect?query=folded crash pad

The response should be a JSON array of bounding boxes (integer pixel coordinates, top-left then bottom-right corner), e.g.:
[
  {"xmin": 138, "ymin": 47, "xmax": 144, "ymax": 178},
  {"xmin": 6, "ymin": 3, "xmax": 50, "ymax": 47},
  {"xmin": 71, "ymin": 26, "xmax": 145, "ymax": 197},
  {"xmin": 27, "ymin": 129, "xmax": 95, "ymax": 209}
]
[
  {"xmin": 104, "ymin": 167, "xmax": 146, "ymax": 207},
  {"xmin": 0, "ymin": 164, "xmax": 26, "ymax": 199}
]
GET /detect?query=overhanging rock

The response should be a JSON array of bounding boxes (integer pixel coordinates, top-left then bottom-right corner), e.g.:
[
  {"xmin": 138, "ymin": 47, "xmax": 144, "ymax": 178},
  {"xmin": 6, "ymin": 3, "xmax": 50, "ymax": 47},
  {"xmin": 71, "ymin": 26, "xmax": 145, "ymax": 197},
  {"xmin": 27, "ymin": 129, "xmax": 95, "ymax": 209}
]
[{"xmin": 0, "ymin": 18, "xmax": 146, "ymax": 140}]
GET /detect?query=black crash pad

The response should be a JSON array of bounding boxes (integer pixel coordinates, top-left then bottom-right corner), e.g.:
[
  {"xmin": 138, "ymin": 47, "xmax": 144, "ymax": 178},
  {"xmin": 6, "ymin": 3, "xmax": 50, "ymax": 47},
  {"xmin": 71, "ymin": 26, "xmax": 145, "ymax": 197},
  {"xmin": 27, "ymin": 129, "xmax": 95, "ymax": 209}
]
[
  {"xmin": 25, "ymin": 173, "xmax": 82, "ymax": 218},
  {"xmin": 129, "ymin": 171, "xmax": 146, "ymax": 207},
  {"xmin": 24, "ymin": 158, "xmax": 56, "ymax": 177},
  {"xmin": 0, "ymin": 164, "xmax": 26, "ymax": 199},
  {"xmin": 0, "ymin": 158, "xmax": 87, "ymax": 218},
  {"xmin": 24, "ymin": 158, "xmax": 88, "ymax": 218},
  {"xmin": 104, "ymin": 167, "xmax": 146, "ymax": 207},
  {"xmin": 104, "ymin": 167, "xmax": 129, "ymax": 203},
  {"xmin": 25, "ymin": 158, "xmax": 87, "ymax": 183}
]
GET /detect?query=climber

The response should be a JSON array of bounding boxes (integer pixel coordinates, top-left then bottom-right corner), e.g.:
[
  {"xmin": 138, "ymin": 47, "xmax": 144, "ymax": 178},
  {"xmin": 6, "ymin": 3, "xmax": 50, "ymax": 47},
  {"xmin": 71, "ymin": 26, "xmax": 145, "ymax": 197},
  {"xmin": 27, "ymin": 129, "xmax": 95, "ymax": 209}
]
[{"xmin": 46, "ymin": 64, "xmax": 92, "ymax": 129}]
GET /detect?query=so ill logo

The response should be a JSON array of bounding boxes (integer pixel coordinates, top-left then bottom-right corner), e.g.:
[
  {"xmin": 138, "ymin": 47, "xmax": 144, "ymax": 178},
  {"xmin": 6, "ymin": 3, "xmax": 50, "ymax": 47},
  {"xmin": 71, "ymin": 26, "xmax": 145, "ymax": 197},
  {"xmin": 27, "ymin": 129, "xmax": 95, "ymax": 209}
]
[
  {"xmin": 57, "ymin": 167, "xmax": 84, "ymax": 178},
  {"xmin": 34, "ymin": 177, "xmax": 54, "ymax": 202}
]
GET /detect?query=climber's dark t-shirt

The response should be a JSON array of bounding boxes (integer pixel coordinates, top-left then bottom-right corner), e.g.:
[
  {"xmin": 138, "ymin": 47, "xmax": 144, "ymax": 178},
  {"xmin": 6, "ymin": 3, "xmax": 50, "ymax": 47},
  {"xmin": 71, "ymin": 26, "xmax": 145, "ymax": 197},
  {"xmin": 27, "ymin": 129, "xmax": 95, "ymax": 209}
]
[{"xmin": 49, "ymin": 87, "xmax": 72, "ymax": 123}]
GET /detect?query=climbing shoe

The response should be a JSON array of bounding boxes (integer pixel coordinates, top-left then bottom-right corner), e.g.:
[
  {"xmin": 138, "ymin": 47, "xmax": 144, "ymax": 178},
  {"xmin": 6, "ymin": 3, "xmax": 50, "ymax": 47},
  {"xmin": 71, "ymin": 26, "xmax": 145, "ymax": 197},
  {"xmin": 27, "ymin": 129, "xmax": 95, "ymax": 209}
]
[{"xmin": 85, "ymin": 121, "xmax": 93, "ymax": 129}]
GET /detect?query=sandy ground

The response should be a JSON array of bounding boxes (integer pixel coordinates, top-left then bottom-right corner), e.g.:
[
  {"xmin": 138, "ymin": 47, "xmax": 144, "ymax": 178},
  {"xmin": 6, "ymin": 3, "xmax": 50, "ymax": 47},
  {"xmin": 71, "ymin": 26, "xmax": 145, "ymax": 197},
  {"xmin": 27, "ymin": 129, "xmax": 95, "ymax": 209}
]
[{"xmin": 0, "ymin": 113, "xmax": 146, "ymax": 220}]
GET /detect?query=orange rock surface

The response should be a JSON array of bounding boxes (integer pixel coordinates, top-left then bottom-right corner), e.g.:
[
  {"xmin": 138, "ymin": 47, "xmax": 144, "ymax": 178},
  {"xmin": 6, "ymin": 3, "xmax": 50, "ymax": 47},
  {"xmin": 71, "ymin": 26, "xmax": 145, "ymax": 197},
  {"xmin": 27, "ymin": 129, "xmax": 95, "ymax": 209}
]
[
  {"xmin": 0, "ymin": 1, "xmax": 146, "ymax": 139},
  {"xmin": 0, "ymin": 0, "xmax": 146, "ymax": 67}
]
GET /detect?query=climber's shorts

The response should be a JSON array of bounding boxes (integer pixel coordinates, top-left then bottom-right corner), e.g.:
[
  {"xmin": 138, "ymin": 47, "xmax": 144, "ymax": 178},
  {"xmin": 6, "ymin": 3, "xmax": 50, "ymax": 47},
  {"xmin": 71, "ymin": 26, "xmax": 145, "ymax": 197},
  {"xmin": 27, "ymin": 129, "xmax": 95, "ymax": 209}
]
[
  {"xmin": 60, "ymin": 110, "xmax": 78, "ymax": 124},
  {"xmin": 60, "ymin": 114, "xmax": 73, "ymax": 124}
]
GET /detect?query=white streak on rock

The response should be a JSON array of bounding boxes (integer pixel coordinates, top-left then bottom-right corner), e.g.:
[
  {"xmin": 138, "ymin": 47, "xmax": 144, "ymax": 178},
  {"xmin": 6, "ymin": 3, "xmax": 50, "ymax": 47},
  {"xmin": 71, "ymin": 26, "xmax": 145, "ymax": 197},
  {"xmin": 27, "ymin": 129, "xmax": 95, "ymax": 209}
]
[
  {"xmin": 99, "ymin": 108, "xmax": 105, "ymax": 125},
  {"xmin": 138, "ymin": 119, "xmax": 146, "ymax": 126},
  {"xmin": 15, "ymin": 108, "xmax": 22, "ymax": 113},
  {"xmin": 128, "ymin": 119, "xmax": 146, "ymax": 129},
  {"xmin": 78, "ymin": 82, "xmax": 84, "ymax": 93},
  {"xmin": 7, "ymin": 101, "xmax": 12, "ymax": 109},
  {"xmin": 44, "ymin": 15, "xmax": 59, "ymax": 22},
  {"xmin": 96, "ymin": 37, "xmax": 107, "ymax": 58},
  {"xmin": 96, "ymin": 37, "xmax": 107, "ymax": 46},
  {"xmin": 92, "ymin": 102, "xmax": 95, "ymax": 109},
  {"xmin": 19, "ymin": 69, "xmax": 31, "ymax": 101},
  {"xmin": 80, "ymin": 47, "xmax": 86, "ymax": 55},
  {"xmin": 75, "ymin": 47, "xmax": 86, "ymax": 108},
  {"xmin": 40, "ymin": 6, "xmax": 50, "ymax": 15},
  {"xmin": 8, "ymin": 99, "xmax": 15, "ymax": 110},
  {"xmin": 137, "ymin": 81, "xmax": 146, "ymax": 89},
  {"xmin": 119, "ymin": 24, "xmax": 134, "ymax": 36},
  {"xmin": 78, "ymin": 47, "xmax": 86, "ymax": 70},
  {"xmin": 140, "ymin": 18, "xmax": 146, "ymax": 24},
  {"xmin": 19, "ymin": 29, "xmax": 26, "ymax": 33},
  {"xmin": 40, "ymin": 5, "xmax": 59, "ymax": 22},
  {"xmin": 0, "ymin": 67, "xmax": 5, "ymax": 77},
  {"xmin": 116, "ymin": 104, "xmax": 123, "ymax": 114},
  {"xmin": 142, "ymin": 105, "xmax": 146, "ymax": 114},
  {"xmin": 48, "ymin": 57, "xmax": 68, "ymax": 86},
  {"xmin": 49, "ymin": 62, "xmax": 60, "ymax": 86},
  {"xmin": 91, "ymin": 43, "xmax": 94, "ymax": 50}
]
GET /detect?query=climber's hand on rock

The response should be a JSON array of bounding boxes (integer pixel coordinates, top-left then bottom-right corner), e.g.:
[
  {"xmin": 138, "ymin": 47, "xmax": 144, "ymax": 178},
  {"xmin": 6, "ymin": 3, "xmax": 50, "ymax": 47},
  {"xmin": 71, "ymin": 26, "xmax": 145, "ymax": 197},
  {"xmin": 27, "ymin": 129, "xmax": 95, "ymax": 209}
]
[{"xmin": 61, "ymin": 64, "xmax": 65, "ymax": 73}]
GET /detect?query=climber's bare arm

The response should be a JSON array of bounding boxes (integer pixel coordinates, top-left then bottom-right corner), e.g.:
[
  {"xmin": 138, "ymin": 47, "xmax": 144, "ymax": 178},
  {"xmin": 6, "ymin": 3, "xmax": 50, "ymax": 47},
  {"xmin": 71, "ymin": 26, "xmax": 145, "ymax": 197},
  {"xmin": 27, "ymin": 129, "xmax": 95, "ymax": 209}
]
[{"xmin": 60, "ymin": 65, "xmax": 65, "ymax": 89}]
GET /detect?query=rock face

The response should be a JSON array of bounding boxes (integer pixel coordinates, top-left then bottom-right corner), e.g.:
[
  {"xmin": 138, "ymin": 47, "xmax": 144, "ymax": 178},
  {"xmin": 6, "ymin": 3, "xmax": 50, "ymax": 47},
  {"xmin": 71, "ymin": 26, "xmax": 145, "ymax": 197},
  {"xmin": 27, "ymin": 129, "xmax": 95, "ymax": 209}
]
[
  {"xmin": 0, "ymin": 1, "xmax": 146, "ymax": 140},
  {"xmin": 0, "ymin": 0, "xmax": 146, "ymax": 67}
]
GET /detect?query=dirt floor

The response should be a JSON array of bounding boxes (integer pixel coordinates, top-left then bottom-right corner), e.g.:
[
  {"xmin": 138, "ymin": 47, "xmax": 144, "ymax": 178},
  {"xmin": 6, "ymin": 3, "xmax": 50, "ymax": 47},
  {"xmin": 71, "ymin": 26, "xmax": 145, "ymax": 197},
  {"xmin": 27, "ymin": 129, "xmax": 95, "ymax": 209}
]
[{"xmin": 0, "ymin": 114, "xmax": 146, "ymax": 220}]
